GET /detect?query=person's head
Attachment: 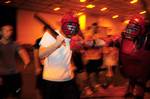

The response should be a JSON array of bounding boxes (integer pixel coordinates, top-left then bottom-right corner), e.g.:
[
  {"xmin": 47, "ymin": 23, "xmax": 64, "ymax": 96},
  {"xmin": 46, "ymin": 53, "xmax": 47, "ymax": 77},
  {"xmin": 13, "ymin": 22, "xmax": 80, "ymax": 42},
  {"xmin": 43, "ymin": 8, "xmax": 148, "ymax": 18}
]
[
  {"xmin": 0, "ymin": 24, "xmax": 13, "ymax": 40},
  {"xmin": 124, "ymin": 15, "xmax": 145, "ymax": 39},
  {"xmin": 91, "ymin": 22, "xmax": 99, "ymax": 34},
  {"xmin": 61, "ymin": 13, "xmax": 80, "ymax": 38}
]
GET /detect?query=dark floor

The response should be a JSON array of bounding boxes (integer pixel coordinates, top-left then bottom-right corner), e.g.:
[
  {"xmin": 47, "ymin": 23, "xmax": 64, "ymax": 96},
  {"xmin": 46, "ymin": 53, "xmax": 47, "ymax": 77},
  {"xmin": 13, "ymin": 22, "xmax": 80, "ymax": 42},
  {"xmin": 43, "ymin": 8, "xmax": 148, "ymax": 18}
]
[{"xmin": 6, "ymin": 60, "xmax": 150, "ymax": 99}]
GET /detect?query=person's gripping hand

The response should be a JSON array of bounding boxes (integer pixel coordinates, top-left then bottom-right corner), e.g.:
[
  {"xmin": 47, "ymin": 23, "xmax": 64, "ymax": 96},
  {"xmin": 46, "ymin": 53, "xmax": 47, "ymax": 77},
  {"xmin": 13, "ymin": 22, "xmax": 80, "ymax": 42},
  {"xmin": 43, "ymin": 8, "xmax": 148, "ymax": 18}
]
[{"xmin": 55, "ymin": 35, "xmax": 64, "ymax": 47}]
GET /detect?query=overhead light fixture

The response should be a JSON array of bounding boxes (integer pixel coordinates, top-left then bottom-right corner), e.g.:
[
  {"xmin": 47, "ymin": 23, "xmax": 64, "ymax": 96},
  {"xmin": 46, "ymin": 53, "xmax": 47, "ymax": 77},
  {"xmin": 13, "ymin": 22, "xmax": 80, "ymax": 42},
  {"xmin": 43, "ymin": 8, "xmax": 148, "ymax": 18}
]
[
  {"xmin": 139, "ymin": 11, "xmax": 146, "ymax": 14},
  {"xmin": 53, "ymin": 7, "xmax": 60, "ymax": 11},
  {"xmin": 80, "ymin": 0, "xmax": 86, "ymax": 2},
  {"xmin": 124, "ymin": 20, "xmax": 130, "ymax": 24},
  {"xmin": 134, "ymin": 18, "xmax": 139, "ymax": 22},
  {"xmin": 4, "ymin": 0, "xmax": 12, "ymax": 4},
  {"xmin": 86, "ymin": 4, "xmax": 95, "ymax": 9},
  {"xmin": 79, "ymin": 14, "xmax": 86, "ymax": 30},
  {"xmin": 130, "ymin": 0, "xmax": 138, "ymax": 4},
  {"xmin": 100, "ymin": 7, "xmax": 108, "ymax": 11},
  {"xmin": 77, "ymin": 12, "xmax": 84, "ymax": 16},
  {"xmin": 112, "ymin": 15, "xmax": 119, "ymax": 19}
]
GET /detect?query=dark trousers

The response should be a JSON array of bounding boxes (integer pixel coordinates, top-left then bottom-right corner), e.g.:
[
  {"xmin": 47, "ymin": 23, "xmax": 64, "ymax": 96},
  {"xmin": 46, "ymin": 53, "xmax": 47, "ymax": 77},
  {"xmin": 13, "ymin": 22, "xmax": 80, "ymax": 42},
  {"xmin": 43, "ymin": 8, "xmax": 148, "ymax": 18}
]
[
  {"xmin": 43, "ymin": 79, "xmax": 80, "ymax": 99},
  {"xmin": 0, "ymin": 73, "xmax": 22, "ymax": 99},
  {"xmin": 86, "ymin": 59, "xmax": 103, "ymax": 73},
  {"xmin": 36, "ymin": 73, "xmax": 44, "ymax": 98}
]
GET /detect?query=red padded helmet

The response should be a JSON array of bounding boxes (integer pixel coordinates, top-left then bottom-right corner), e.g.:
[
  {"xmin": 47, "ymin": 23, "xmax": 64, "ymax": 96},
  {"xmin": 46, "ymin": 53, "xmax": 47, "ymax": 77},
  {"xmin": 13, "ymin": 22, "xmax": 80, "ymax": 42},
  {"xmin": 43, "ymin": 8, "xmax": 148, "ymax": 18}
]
[
  {"xmin": 61, "ymin": 13, "xmax": 80, "ymax": 36},
  {"xmin": 124, "ymin": 15, "xmax": 145, "ymax": 39}
]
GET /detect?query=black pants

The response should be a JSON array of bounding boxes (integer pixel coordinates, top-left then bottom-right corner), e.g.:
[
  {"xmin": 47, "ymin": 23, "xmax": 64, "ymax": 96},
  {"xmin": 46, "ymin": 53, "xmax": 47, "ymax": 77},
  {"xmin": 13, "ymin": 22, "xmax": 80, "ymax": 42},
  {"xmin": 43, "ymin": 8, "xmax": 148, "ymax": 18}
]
[
  {"xmin": 0, "ymin": 73, "xmax": 22, "ymax": 99},
  {"xmin": 86, "ymin": 59, "xmax": 103, "ymax": 73},
  {"xmin": 72, "ymin": 52, "xmax": 84, "ymax": 73},
  {"xmin": 43, "ymin": 79, "xmax": 80, "ymax": 99},
  {"xmin": 36, "ymin": 73, "xmax": 44, "ymax": 98}
]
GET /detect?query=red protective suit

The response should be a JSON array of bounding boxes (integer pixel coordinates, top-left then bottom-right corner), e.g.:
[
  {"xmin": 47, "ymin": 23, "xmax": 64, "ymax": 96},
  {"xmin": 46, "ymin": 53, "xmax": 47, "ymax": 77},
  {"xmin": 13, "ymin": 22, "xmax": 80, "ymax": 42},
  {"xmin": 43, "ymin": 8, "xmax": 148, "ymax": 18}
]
[{"xmin": 120, "ymin": 16, "xmax": 150, "ymax": 98}]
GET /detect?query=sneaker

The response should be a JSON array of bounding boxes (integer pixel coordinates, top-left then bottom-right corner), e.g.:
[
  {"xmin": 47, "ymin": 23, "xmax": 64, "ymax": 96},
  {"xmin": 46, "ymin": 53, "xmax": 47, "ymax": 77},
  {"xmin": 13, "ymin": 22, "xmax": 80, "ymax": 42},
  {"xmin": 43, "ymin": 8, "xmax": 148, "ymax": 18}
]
[
  {"xmin": 101, "ymin": 82, "xmax": 109, "ymax": 89},
  {"xmin": 93, "ymin": 84, "xmax": 101, "ymax": 92},
  {"xmin": 83, "ymin": 86, "xmax": 94, "ymax": 96}
]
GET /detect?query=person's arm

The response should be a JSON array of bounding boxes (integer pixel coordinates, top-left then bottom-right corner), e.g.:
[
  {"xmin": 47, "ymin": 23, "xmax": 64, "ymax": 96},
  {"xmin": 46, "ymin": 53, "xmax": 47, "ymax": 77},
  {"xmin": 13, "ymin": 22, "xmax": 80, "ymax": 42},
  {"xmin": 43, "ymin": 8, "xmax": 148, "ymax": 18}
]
[
  {"xmin": 18, "ymin": 48, "xmax": 30, "ymax": 69},
  {"xmin": 95, "ymin": 39, "xmax": 106, "ymax": 47},
  {"xmin": 39, "ymin": 35, "xmax": 64, "ymax": 59},
  {"xmin": 33, "ymin": 48, "xmax": 42, "ymax": 75}
]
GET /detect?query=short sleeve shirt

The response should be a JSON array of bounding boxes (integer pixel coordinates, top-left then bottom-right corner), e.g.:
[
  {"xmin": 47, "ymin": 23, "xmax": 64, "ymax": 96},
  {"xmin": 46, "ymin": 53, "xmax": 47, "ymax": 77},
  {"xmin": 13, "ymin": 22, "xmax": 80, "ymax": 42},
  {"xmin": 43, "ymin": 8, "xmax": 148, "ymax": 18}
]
[
  {"xmin": 0, "ymin": 41, "xmax": 20, "ymax": 75},
  {"xmin": 40, "ymin": 31, "xmax": 73, "ymax": 81}
]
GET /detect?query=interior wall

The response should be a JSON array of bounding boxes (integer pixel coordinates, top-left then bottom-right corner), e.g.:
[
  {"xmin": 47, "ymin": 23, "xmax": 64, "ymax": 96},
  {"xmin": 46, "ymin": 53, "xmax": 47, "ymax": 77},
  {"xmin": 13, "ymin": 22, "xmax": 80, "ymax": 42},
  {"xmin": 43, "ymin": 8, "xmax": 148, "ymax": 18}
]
[
  {"xmin": 98, "ymin": 17, "xmax": 125, "ymax": 35},
  {"xmin": 17, "ymin": 9, "xmax": 61, "ymax": 44},
  {"xmin": 17, "ymin": 9, "xmax": 125, "ymax": 45},
  {"xmin": 86, "ymin": 15, "xmax": 125, "ymax": 36}
]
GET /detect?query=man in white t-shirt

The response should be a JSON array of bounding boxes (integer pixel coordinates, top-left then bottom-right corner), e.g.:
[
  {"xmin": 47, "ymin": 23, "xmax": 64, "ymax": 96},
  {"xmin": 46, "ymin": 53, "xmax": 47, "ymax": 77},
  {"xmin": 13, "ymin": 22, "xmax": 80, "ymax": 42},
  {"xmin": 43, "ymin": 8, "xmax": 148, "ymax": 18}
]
[{"xmin": 39, "ymin": 13, "xmax": 81, "ymax": 99}]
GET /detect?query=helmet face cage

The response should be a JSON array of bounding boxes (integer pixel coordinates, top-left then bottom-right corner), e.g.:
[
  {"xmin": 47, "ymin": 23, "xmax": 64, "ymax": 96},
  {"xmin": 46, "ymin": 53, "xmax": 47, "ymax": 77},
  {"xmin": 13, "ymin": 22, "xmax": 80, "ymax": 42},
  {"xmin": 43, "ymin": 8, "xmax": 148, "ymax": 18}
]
[
  {"xmin": 123, "ymin": 15, "xmax": 145, "ymax": 39},
  {"xmin": 124, "ymin": 22, "xmax": 141, "ymax": 39},
  {"xmin": 62, "ymin": 22, "xmax": 79, "ymax": 36}
]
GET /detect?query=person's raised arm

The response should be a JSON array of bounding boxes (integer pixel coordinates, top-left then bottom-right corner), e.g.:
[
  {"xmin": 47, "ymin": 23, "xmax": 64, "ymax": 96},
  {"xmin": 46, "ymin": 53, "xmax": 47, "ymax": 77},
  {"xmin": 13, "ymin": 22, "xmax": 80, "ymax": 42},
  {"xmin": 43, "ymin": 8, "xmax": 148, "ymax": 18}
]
[{"xmin": 39, "ymin": 35, "xmax": 64, "ymax": 59}]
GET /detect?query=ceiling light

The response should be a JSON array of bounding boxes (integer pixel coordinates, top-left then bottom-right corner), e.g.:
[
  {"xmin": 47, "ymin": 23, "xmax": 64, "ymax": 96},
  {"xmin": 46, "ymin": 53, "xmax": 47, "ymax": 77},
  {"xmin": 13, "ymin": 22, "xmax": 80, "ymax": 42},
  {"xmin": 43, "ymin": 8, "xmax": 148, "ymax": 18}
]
[
  {"xmin": 139, "ymin": 11, "xmax": 146, "ymax": 14},
  {"xmin": 80, "ymin": 0, "xmax": 86, "ymax": 2},
  {"xmin": 53, "ymin": 7, "xmax": 60, "ymax": 11},
  {"xmin": 124, "ymin": 20, "xmax": 130, "ymax": 24},
  {"xmin": 77, "ymin": 12, "xmax": 84, "ymax": 16},
  {"xmin": 112, "ymin": 15, "xmax": 119, "ymax": 19},
  {"xmin": 86, "ymin": 4, "xmax": 95, "ymax": 9},
  {"xmin": 100, "ymin": 7, "xmax": 108, "ymax": 11},
  {"xmin": 79, "ymin": 14, "xmax": 86, "ymax": 30},
  {"xmin": 134, "ymin": 18, "xmax": 139, "ymax": 22},
  {"xmin": 130, "ymin": 0, "xmax": 138, "ymax": 4},
  {"xmin": 4, "ymin": 0, "xmax": 12, "ymax": 4}
]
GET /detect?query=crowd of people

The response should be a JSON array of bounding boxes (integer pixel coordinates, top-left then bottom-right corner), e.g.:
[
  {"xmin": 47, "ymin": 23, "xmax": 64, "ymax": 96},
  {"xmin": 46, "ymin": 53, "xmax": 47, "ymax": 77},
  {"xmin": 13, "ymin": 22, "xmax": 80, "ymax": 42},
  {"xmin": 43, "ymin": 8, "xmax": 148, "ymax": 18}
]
[{"xmin": 0, "ymin": 12, "xmax": 150, "ymax": 99}]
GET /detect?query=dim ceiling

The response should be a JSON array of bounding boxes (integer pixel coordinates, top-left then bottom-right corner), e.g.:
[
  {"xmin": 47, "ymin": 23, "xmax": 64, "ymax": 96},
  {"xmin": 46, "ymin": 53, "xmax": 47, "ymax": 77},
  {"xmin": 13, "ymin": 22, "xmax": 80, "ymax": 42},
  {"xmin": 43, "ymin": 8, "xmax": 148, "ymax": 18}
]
[{"xmin": 0, "ymin": 0, "xmax": 150, "ymax": 21}]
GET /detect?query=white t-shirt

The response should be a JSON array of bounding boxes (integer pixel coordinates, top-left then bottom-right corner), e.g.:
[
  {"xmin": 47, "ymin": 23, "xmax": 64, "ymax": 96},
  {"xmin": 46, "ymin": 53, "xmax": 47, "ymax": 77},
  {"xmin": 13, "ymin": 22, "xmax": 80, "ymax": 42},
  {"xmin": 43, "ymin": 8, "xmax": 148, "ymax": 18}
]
[{"xmin": 40, "ymin": 31, "xmax": 73, "ymax": 81}]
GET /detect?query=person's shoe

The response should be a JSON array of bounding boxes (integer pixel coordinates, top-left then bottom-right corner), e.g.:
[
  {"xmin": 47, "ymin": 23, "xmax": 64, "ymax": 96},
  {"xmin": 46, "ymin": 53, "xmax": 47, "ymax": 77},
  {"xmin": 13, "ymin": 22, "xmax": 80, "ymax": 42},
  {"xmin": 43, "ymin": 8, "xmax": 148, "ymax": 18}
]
[
  {"xmin": 93, "ymin": 84, "xmax": 103, "ymax": 92},
  {"xmin": 124, "ymin": 92, "xmax": 134, "ymax": 98},
  {"xmin": 101, "ymin": 82, "xmax": 109, "ymax": 89},
  {"xmin": 145, "ymin": 87, "xmax": 150, "ymax": 92},
  {"xmin": 83, "ymin": 86, "xmax": 94, "ymax": 96},
  {"xmin": 133, "ymin": 85, "xmax": 144, "ymax": 99},
  {"xmin": 134, "ymin": 95, "xmax": 144, "ymax": 99}
]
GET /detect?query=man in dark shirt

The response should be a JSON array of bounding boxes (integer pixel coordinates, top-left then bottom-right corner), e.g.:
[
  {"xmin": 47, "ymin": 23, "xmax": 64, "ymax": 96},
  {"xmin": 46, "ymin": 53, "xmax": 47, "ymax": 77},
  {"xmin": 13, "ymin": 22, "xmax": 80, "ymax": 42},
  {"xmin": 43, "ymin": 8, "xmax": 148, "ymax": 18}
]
[{"xmin": 0, "ymin": 24, "xmax": 30, "ymax": 99}]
